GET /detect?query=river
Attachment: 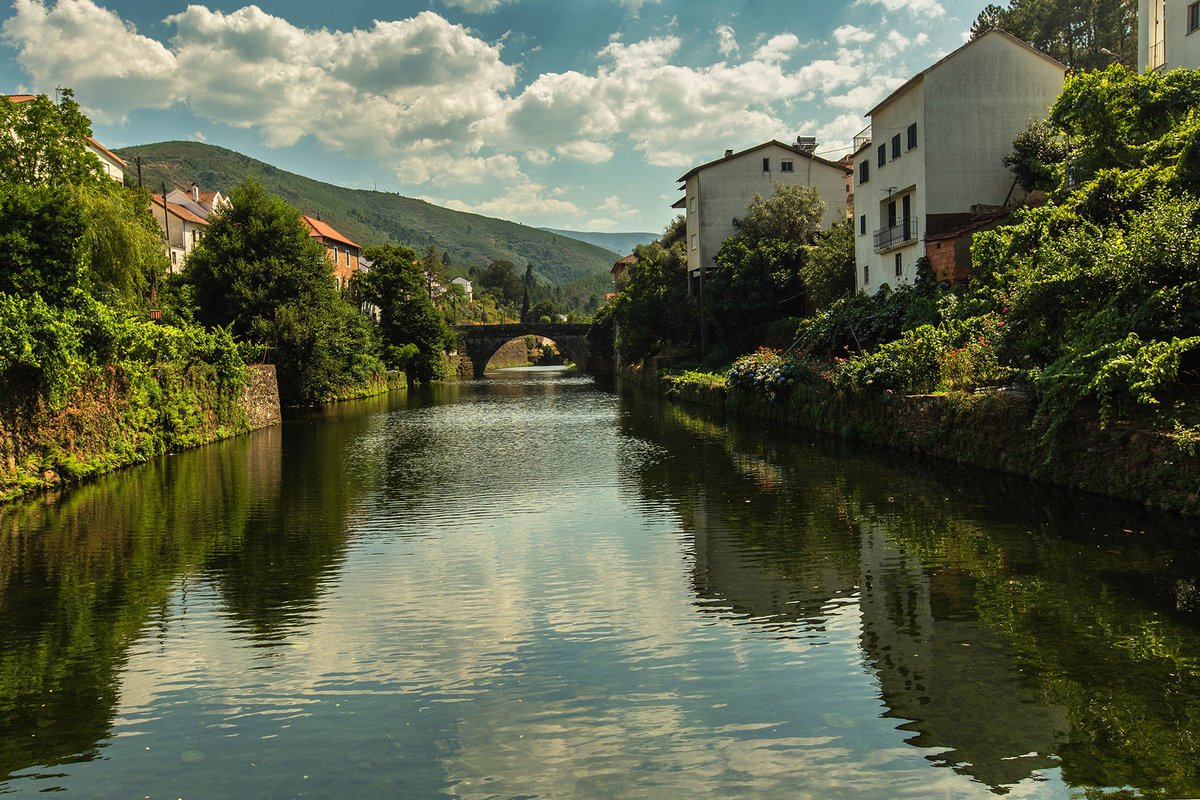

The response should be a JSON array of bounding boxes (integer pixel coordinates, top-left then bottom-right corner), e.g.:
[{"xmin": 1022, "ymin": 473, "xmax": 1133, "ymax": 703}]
[{"xmin": 2, "ymin": 367, "xmax": 1199, "ymax": 798}]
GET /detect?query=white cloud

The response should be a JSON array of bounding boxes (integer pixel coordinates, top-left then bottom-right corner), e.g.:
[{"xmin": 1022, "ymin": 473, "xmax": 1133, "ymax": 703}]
[
  {"xmin": 554, "ymin": 140, "xmax": 614, "ymax": 164},
  {"xmin": 753, "ymin": 33, "xmax": 801, "ymax": 64},
  {"xmin": 395, "ymin": 153, "xmax": 523, "ymax": 186},
  {"xmin": 715, "ymin": 24, "xmax": 738, "ymax": 57},
  {"xmin": 440, "ymin": 0, "xmax": 505, "ymax": 11},
  {"xmin": 443, "ymin": 181, "xmax": 581, "ymax": 225},
  {"xmin": 1, "ymin": 0, "xmax": 178, "ymax": 122},
  {"xmin": 833, "ymin": 25, "xmax": 875, "ymax": 46},
  {"xmin": 598, "ymin": 195, "xmax": 639, "ymax": 219},
  {"xmin": 855, "ymin": 0, "xmax": 945, "ymax": 16}
]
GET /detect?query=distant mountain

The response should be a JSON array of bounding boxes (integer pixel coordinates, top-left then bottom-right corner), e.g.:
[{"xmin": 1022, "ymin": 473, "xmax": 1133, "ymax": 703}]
[
  {"xmin": 117, "ymin": 141, "xmax": 618, "ymax": 290},
  {"xmin": 541, "ymin": 228, "xmax": 659, "ymax": 257}
]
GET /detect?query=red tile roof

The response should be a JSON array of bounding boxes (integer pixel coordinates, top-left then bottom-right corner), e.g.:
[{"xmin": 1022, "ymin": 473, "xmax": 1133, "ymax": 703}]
[
  {"xmin": 301, "ymin": 214, "xmax": 359, "ymax": 248},
  {"xmin": 152, "ymin": 195, "xmax": 209, "ymax": 225},
  {"xmin": 5, "ymin": 94, "xmax": 35, "ymax": 103},
  {"xmin": 87, "ymin": 136, "xmax": 127, "ymax": 167}
]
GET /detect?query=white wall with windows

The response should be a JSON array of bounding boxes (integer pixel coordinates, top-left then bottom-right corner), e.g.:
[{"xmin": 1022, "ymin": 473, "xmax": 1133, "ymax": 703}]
[
  {"xmin": 678, "ymin": 141, "xmax": 850, "ymax": 289},
  {"xmin": 1139, "ymin": 0, "xmax": 1200, "ymax": 71},
  {"xmin": 853, "ymin": 30, "xmax": 1065, "ymax": 295}
]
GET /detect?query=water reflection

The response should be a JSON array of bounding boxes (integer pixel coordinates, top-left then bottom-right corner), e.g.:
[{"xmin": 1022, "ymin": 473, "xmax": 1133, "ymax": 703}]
[
  {"xmin": 2, "ymin": 373, "xmax": 1200, "ymax": 798},
  {"xmin": 617, "ymin": 386, "xmax": 1200, "ymax": 796}
]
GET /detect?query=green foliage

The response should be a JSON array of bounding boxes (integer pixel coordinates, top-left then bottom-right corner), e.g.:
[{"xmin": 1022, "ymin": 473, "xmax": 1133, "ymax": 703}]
[
  {"xmin": 829, "ymin": 325, "xmax": 948, "ymax": 394},
  {"xmin": 0, "ymin": 292, "xmax": 84, "ymax": 407},
  {"xmin": 0, "ymin": 183, "xmax": 88, "ymax": 305},
  {"xmin": 184, "ymin": 178, "xmax": 383, "ymax": 403},
  {"xmin": 797, "ymin": 280, "xmax": 943, "ymax": 357},
  {"xmin": 1004, "ymin": 119, "xmax": 1068, "ymax": 193},
  {"xmin": 75, "ymin": 184, "xmax": 169, "ymax": 306},
  {"xmin": 0, "ymin": 91, "xmax": 106, "ymax": 187},
  {"xmin": 359, "ymin": 244, "xmax": 450, "ymax": 383},
  {"xmin": 732, "ymin": 183, "xmax": 826, "ymax": 245},
  {"xmin": 970, "ymin": 0, "xmax": 1136, "ymax": 71},
  {"xmin": 801, "ymin": 220, "xmax": 856, "ymax": 310},
  {"xmin": 609, "ymin": 233, "xmax": 696, "ymax": 363},
  {"xmin": 476, "ymin": 259, "xmax": 524, "ymax": 307},
  {"xmin": 706, "ymin": 237, "xmax": 807, "ymax": 353}
]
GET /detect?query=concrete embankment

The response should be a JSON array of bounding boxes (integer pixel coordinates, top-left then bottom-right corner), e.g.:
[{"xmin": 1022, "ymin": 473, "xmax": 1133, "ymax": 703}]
[{"xmin": 623, "ymin": 365, "xmax": 1200, "ymax": 515}]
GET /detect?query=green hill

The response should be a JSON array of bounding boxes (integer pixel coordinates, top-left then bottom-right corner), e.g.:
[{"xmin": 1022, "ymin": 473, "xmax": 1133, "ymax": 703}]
[
  {"xmin": 117, "ymin": 141, "xmax": 619, "ymax": 288},
  {"xmin": 542, "ymin": 229, "xmax": 658, "ymax": 256}
]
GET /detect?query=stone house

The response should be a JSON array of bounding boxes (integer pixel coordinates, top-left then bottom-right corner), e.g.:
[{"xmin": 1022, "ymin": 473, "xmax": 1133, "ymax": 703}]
[{"xmin": 301, "ymin": 215, "xmax": 361, "ymax": 291}]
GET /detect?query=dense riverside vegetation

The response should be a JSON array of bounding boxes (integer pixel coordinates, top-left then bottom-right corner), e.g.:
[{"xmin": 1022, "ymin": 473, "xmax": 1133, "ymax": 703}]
[
  {"xmin": 0, "ymin": 93, "xmax": 252, "ymax": 499},
  {"xmin": 612, "ymin": 66, "xmax": 1200, "ymax": 481}
]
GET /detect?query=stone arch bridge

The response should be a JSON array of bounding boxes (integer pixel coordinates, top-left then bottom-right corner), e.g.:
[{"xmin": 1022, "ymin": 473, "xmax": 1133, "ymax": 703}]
[{"xmin": 454, "ymin": 323, "xmax": 613, "ymax": 378}]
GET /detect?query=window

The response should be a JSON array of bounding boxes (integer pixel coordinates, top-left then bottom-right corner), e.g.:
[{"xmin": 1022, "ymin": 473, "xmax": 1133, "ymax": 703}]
[
  {"xmin": 1190, "ymin": 1, "xmax": 1200, "ymax": 33},
  {"xmin": 863, "ymin": 264, "xmax": 869, "ymax": 285},
  {"xmin": 781, "ymin": 160, "xmax": 794, "ymax": 172},
  {"xmin": 688, "ymin": 196, "xmax": 696, "ymax": 214},
  {"xmin": 763, "ymin": 157, "xmax": 771, "ymax": 172},
  {"xmin": 691, "ymin": 234, "xmax": 698, "ymax": 251},
  {"xmin": 891, "ymin": 134, "xmax": 901, "ymax": 159},
  {"xmin": 907, "ymin": 122, "xmax": 918, "ymax": 150},
  {"xmin": 332, "ymin": 246, "xmax": 339, "ymax": 263},
  {"xmin": 859, "ymin": 214, "xmax": 866, "ymax": 235},
  {"xmin": 859, "ymin": 160, "xmax": 870, "ymax": 185},
  {"xmin": 877, "ymin": 144, "xmax": 886, "ymax": 168},
  {"xmin": 895, "ymin": 252, "xmax": 903, "ymax": 277},
  {"xmin": 887, "ymin": 200, "xmax": 897, "ymax": 228}
]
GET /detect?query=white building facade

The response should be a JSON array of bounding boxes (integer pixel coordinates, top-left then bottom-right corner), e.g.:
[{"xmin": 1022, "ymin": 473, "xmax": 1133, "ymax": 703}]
[
  {"xmin": 853, "ymin": 30, "xmax": 1065, "ymax": 294},
  {"xmin": 1139, "ymin": 0, "xmax": 1200, "ymax": 71},
  {"xmin": 676, "ymin": 140, "xmax": 851, "ymax": 292}
]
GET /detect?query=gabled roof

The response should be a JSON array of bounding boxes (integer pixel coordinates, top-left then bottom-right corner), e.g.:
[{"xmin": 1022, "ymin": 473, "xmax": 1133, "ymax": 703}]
[
  {"xmin": 866, "ymin": 28, "xmax": 1066, "ymax": 119},
  {"xmin": 152, "ymin": 194, "xmax": 209, "ymax": 225},
  {"xmin": 5, "ymin": 94, "xmax": 35, "ymax": 103},
  {"xmin": 677, "ymin": 140, "xmax": 852, "ymax": 183},
  {"xmin": 301, "ymin": 214, "xmax": 359, "ymax": 248},
  {"xmin": 87, "ymin": 136, "xmax": 127, "ymax": 167}
]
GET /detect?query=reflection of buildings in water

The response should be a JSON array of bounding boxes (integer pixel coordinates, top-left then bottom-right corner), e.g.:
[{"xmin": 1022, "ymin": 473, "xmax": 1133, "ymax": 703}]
[
  {"xmin": 858, "ymin": 525, "xmax": 1068, "ymax": 790},
  {"xmin": 688, "ymin": 493, "xmax": 859, "ymax": 631}
]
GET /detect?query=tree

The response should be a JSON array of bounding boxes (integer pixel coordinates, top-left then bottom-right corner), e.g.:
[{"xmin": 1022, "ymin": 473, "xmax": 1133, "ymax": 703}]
[
  {"xmin": 1004, "ymin": 119, "xmax": 1069, "ymax": 193},
  {"xmin": 184, "ymin": 178, "xmax": 382, "ymax": 403},
  {"xmin": 733, "ymin": 184, "xmax": 826, "ymax": 245},
  {"xmin": 476, "ymin": 259, "xmax": 524, "ymax": 306},
  {"xmin": 610, "ymin": 221, "xmax": 696, "ymax": 363},
  {"xmin": 0, "ymin": 184, "xmax": 88, "ymax": 306},
  {"xmin": 421, "ymin": 244, "xmax": 442, "ymax": 300},
  {"xmin": 0, "ymin": 91, "xmax": 105, "ymax": 188},
  {"xmin": 358, "ymin": 244, "xmax": 450, "ymax": 383},
  {"xmin": 970, "ymin": 0, "xmax": 1136, "ymax": 71},
  {"xmin": 801, "ymin": 221, "xmax": 856, "ymax": 310}
]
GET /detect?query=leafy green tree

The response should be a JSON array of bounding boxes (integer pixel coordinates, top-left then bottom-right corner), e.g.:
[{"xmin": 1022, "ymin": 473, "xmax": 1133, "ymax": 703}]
[
  {"xmin": 0, "ymin": 184, "xmax": 88, "ymax": 306},
  {"xmin": 704, "ymin": 184, "xmax": 828, "ymax": 352},
  {"xmin": 1004, "ymin": 119, "xmax": 1069, "ymax": 193},
  {"xmin": 0, "ymin": 91, "xmax": 104, "ymax": 187},
  {"xmin": 421, "ymin": 244, "xmax": 442, "ymax": 299},
  {"xmin": 970, "ymin": 0, "xmax": 1136, "ymax": 71},
  {"xmin": 184, "ymin": 178, "xmax": 382, "ymax": 403},
  {"xmin": 476, "ymin": 259, "xmax": 523, "ymax": 306},
  {"xmin": 801, "ymin": 220, "xmax": 856, "ymax": 310},
  {"xmin": 359, "ymin": 244, "xmax": 450, "ymax": 383},
  {"xmin": 610, "ymin": 226, "xmax": 695, "ymax": 364}
]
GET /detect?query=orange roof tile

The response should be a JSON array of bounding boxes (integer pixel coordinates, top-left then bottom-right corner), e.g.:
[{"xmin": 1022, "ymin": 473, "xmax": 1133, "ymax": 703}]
[
  {"xmin": 152, "ymin": 195, "xmax": 209, "ymax": 225},
  {"xmin": 87, "ymin": 136, "xmax": 127, "ymax": 167},
  {"xmin": 301, "ymin": 214, "xmax": 359, "ymax": 248},
  {"xmin": 5, "ymin": 94, "xmax": 35, "ymax": 103}
]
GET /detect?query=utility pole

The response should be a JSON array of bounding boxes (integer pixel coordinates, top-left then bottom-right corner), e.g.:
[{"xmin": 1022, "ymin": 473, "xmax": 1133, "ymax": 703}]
[{"xmin": 136, "ymin": 156, "xmax": 142, "ymax": 188}]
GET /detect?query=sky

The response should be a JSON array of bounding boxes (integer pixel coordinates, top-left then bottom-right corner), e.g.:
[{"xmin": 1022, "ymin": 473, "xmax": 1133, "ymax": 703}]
[{"xmin": 1, "ymin": 0, "xmax": 987, "ymax": 234}]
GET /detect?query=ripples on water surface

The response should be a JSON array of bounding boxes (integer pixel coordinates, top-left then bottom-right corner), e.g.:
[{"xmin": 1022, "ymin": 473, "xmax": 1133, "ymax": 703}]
[{"xmin": 3, "ymin": 367, "xmax": 1200, "ymax": 798}]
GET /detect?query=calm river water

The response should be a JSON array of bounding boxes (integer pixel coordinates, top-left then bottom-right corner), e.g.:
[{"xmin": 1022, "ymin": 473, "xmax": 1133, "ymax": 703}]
[{"xmin": 3, "ymin": 367, "xmax": 1200, "ymax": 798}]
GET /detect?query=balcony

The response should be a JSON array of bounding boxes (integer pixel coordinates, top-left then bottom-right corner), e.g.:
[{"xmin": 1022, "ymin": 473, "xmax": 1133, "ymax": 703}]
[
  {"xmin": 853, "ymin": 126, "xmax": 872, "ymax": 152},
  {"xmin": 873, "ymin": 217, "xmax": 918, "ymax": 253}
]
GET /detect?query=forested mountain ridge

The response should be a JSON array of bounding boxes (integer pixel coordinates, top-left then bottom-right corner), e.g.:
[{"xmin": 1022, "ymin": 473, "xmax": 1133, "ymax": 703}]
[{"xmin": 117, "ymin": 141, "xmax": 619, "ymax": 287}]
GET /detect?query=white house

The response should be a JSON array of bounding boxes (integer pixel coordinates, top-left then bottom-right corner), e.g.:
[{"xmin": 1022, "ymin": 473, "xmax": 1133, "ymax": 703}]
[
  {"xmin": 5, "ymin": 94, "xmax": 126, "ymax": 183},
  {"xmin": 852, "ymin": 29, "xmax": 1065, "ymax": 294},
  {"xmin": 675, "ymin": 138, "xmax": 851, "ymax": 294},
  {"xmin": 1139, "ymin": 0, "xmax": 1200, "ymax": 71},
  {"xmin": 165, "ymin": 184, "xmax": 229, "ymax": 219},
  {"xmin": 451, "ymin": 276, "xmax": 473, "ymax": 300},
  {"xmin": 151, "ymin": 193, "xmax": 209, "ymax": 274}
]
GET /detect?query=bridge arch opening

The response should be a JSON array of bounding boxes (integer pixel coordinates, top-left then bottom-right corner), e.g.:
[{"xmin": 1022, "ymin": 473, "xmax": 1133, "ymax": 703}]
[
  {"xmin": 481, "ymin": 335, "xmax": 576, "ymax": 372},
  {"xmin": 455, "ymin": 323, "xmax": 603, "ymax": 379}
]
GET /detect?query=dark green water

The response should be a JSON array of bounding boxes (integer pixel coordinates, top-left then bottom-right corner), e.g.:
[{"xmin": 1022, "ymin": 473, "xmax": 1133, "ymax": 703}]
[{"xmin": 3, "ymin": 367, "xmax": 1200, "ymax": 799}]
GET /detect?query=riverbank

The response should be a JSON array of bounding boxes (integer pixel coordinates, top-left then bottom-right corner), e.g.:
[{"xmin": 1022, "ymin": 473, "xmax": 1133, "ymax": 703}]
[
  {"xmin": 0, "ymin": 366, "xmax": 407, "ymax": 503},
  {"xmin": 624, "ymin": 363, "xmax": 1200, "ymax": 515}
]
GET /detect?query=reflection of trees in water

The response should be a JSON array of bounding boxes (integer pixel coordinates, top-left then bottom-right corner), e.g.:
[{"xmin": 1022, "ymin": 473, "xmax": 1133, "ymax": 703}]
[
  {"xmin": 617, "ymin": 384, "xmax": 1200, "ymax": 796},
  {"xmin": 0, "ymin": 434, "xmax": 261, "ymax": 780}
]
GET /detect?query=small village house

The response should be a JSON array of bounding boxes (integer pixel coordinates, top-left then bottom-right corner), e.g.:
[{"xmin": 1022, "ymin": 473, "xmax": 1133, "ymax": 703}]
[
  {"xmin": 451, "ymin": 276, "xmax": 473, "ymax": 300},
  {"xmin": 852, "ymin": 29, "xmax": 1066, "ymax": 294},
  {"xmin": 151, "ymin": 192, "xmax": 209, "ymax": 274},
  {"xmin": 611, "ymin": 253, "xmax": 637, "ymax": 290},
  {"xmin": 301, "ymin": 214, "xmax": 361, "ymax": 291},
  {"xmin": 675, "ymin": 138, "xmax": 852, "ymax": 295}
]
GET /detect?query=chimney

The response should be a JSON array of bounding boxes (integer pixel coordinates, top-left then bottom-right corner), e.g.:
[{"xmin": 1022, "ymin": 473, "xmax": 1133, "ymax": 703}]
[
  {"xmin": 724, "ymin": 149, "xmax": 734, "ymax": 158},
  {"xmin": 796, "ymin": 135, "xmax": 817, "ymax": 153},
  {"xmin": 191, "ymin": 182, "xmax": 199, "ymax": 202}
]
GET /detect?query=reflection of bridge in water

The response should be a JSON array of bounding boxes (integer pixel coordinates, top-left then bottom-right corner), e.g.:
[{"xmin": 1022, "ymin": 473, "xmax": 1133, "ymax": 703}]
[{"xmin": 454, "ymin": 323, "xmax": 613, "ymax": 378}]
